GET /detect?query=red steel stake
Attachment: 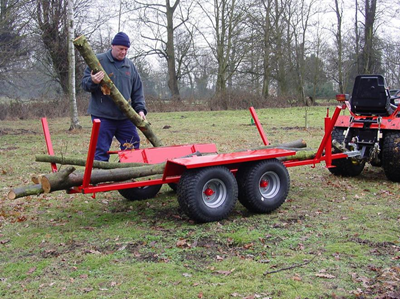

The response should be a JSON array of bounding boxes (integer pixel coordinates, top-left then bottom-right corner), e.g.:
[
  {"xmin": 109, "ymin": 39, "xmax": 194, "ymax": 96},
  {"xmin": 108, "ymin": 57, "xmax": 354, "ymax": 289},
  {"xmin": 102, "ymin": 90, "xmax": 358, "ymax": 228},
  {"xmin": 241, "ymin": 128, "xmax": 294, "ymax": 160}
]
[
  {"xmin": 249, "ymin": 107, "xmax": 269, "ymax": 146},
  {"xmin": 41, "ymin": 117, "xmax": 58, "ymax": 173},
  {"xmin": 82, "ymin": 119, "xmax": 101, "ymax": 189}
]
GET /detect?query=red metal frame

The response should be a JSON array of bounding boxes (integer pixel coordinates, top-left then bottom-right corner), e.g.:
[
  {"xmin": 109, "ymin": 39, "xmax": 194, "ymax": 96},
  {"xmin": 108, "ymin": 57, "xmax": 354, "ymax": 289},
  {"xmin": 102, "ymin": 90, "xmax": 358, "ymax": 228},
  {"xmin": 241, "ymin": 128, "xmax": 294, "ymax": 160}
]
[
  {"xmin": 118, "ymin": 143, "xmax": 218, "ymax": 164},
  {"xmin": 249, "ymin": 107, "xmax": 269, "ymax": 145},
  {"xmin": 334, "ymin": 102, "xmax": 400, "ymax": 130},
  {"xmin": 41, "ymin": 104, "xmax": 351, "ymax": 196},
  {"xmin": 82, "ymin": 119, "xmax": 101, "ymax": 188},
  {"xmin": 41, "ymin": 118, "xmax": 58, "ymax": 173}
]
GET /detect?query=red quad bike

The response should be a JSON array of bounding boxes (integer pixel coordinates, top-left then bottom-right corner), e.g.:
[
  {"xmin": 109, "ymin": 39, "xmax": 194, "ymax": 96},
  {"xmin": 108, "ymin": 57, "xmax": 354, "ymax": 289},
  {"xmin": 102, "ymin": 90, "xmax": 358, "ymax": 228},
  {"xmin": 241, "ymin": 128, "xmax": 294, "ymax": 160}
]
[{"xmin": 330, "ymin": 74, "xmax": 400, "ymax": 182}]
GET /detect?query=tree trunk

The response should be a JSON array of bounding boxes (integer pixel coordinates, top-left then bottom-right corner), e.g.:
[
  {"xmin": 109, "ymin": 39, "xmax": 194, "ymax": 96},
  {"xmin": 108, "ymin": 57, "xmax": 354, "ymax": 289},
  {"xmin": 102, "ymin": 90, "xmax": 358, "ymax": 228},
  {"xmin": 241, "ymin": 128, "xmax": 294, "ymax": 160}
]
[
  {"xmin": 35, "ymin": 155, "xmax": 146, "ymax": 169},
  {"xmin": 279, "ymin": 149, "xmax": 316, "ymax": 161},
  {"xmin": 73, "ymin": 35, "xmax": 163, "ymax": 147},
  {"xmin": 67, "ymin": 0, "xmax": 81, "ymax": 131},
  {"xmin": 166, "ymin": 0, "xmax": 181, "ymax": 100},
  {"xmin": 362, "ymin": 0, "xmax": 377, "ymax": 74},
  {"xmin": 40, "ymin": 163, "xmax": 167, "ymax": 193},
  {"xmin": 7, "ymin": 184, "xmax": 44, "ymax": 200}
]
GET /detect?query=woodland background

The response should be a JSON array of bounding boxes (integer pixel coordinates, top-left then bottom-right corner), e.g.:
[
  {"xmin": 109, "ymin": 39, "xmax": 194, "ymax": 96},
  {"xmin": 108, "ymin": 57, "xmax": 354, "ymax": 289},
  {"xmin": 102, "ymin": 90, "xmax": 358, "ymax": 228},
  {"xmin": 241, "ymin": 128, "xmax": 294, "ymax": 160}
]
[{"xmin": 0, "ymin": 0, "xmax": 400, "ymax": 121}]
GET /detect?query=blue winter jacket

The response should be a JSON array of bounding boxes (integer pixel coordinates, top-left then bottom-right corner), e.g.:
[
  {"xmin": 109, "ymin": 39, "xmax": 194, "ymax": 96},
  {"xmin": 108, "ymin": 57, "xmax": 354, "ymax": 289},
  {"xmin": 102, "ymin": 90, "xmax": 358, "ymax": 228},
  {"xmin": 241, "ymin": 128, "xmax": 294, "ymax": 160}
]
[{"xmin": 82, "ymin": 50, "xmax": 147, "ymax": 120}]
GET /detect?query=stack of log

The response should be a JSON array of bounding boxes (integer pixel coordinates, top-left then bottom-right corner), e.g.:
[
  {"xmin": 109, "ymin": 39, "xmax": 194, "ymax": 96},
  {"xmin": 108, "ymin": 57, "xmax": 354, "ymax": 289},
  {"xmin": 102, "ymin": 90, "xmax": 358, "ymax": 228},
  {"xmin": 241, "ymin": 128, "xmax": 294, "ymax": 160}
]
[{"xmin": 7, "ymin": 139, "xmax": 314, "ymax": 200}]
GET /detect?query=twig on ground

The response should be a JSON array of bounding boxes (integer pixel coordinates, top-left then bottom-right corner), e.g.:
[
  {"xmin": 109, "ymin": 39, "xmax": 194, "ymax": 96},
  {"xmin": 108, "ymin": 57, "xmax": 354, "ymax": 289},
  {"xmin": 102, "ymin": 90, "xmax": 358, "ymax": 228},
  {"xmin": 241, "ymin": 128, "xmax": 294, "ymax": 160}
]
[{"xmin": 263, "ymin": 255, "xmax": 317, "ymax": 276}]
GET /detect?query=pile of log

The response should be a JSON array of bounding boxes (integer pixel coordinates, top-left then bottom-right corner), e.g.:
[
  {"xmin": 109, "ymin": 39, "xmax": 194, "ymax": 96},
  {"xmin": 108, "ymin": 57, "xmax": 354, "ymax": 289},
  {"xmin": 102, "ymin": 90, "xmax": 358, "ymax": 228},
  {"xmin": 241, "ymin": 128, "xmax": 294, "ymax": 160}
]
[{"xmin": 7, "ymin": 139, "xmax": 313, "ymax": 200}]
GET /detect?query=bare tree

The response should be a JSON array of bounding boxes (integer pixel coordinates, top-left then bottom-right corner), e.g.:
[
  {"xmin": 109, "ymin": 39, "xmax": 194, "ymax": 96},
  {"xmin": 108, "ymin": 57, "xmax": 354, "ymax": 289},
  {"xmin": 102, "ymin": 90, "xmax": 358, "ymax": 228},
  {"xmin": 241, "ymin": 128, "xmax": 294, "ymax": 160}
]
[
  {"xmin": 271, "ymin": 0, "xmax": 290, "ymax": 97},
  {"xmin": 68, "ymin": 0, "xmax": 81, "ymax": 130},
  {"xmin": 332, "ymin": 0, "xmax": 345, "ymax": 93},
  {"xmin": 305, "ymin": 19, "xmax": 327, "ymax": 104},
  {"xmin": 235, "ymin": 0, "xmax": 268, "ymax": 98},
  {"xmin": 288, "ymin": 0, "xmax": 318, "ymax": 104},
  {"xmin": 260, "ymin": 0, "xmax": 273, "ymax": 99},
  {"xmin": 34, "ymin": 0, "xmax": 70, "ymax": 94},
  {"xmin": 130, "ymin": 0, "xmax": 195, "ymax": 101},
  {"xmin": 362, "ymin": 0, "xmax": 377, "ymax": 74},
  {"xmin": 197, "ymin": 0, "xmax": 247, "ymax": 97},
  {"xmin": 382, "ymin": 39, "xmax": 400, "ymax": 88},
  {"xmin": 0, "ymin": 0, "xmax": 30, "ymax": 94}
]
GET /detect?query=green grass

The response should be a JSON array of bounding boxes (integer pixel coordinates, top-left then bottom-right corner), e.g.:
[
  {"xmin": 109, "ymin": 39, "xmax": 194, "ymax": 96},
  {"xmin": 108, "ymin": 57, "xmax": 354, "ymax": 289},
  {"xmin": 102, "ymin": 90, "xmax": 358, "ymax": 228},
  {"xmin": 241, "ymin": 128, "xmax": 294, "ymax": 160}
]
[{"xmin": 1, "ymin": 106, "xmax": 399, "ymax": 298}]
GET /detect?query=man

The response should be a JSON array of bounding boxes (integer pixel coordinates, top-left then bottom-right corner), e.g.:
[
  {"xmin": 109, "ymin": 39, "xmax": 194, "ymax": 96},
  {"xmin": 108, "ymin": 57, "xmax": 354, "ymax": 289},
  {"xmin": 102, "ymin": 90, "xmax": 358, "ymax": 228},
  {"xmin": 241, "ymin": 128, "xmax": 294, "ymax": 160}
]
[{"xmin": 82, "ymin": 32, "xmax": 147, "ymax": 161}]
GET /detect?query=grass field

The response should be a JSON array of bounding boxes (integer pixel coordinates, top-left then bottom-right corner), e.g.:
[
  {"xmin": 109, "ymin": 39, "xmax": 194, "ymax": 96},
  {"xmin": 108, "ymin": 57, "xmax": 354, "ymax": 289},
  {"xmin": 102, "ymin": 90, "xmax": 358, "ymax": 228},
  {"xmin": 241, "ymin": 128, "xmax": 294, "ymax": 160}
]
[{"xmin": 1, "ymin": 106, "xmax": 399, "ymax": 298}]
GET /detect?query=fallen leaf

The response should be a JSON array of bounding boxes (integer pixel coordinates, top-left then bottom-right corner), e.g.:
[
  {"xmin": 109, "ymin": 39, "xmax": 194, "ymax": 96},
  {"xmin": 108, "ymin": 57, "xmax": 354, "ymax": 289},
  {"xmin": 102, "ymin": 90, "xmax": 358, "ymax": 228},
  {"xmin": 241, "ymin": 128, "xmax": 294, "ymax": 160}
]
[
  {"xmin": 27, "ymin": 267, "xmax": 36, "ymax": 274},
  {"xmin": 243, "ymin": 243, "xmax": 253, "ymax": 249},
  {"xmin": 176, "ymin": 239, "xmax": 191, "ymax": 248},
  {"xmin": 292, "ymin": 275, "xmax": 302, "ymax": 281}
]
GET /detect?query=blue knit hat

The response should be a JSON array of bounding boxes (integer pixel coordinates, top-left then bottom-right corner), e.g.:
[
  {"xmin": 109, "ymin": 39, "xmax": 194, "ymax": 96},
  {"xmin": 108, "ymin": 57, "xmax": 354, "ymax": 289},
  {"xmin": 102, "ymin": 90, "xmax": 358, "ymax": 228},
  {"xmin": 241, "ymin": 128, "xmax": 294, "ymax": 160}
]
[{"xmin": 111, "ymin": 32, "xmax": 130, "ymax": 48}]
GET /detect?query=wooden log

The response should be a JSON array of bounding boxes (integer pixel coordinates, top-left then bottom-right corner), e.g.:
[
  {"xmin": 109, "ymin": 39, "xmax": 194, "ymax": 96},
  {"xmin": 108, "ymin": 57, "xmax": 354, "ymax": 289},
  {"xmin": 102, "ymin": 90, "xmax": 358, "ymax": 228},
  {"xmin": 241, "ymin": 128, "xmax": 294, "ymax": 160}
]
[
  {"xmin": 278, "ymin": 149, "xmax": 316, "ymax": 161},
  {"xmin": 31, "ymin": 174, "xmax": 41, "ymax": 184},
  {"xmin": 236, "ymin": 139, "xmax": 307, "ymax": 152},
  {"xmin": 7, "ymin": 184, "xmax": 44, "ymax": 200},
  {"xmin": 40, "ymin": 166, "xmax": 76, "ymax": 193},
  {"xmin": 35, "ymin": 155, "xmax": 146, "ymax": 169},
  {"xmin": 73, "ymin": 35, "xmax": 163, "ymax": 147},
  {"xmin": 265, "ymin": 139, "xmax": 307, "ymax": 149},
  {"xmin": 39, "ymin": 163, "xmax": 167, "ymax": 194}
]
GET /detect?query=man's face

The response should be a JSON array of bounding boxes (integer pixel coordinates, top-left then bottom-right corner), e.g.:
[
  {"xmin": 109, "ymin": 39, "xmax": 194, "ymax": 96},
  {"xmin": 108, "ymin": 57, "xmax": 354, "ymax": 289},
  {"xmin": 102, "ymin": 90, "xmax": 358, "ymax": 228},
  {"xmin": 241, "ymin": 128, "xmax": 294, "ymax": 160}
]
[{"xmin": 111, "ymin": 45, "xmax": 129, "ymax": 61}]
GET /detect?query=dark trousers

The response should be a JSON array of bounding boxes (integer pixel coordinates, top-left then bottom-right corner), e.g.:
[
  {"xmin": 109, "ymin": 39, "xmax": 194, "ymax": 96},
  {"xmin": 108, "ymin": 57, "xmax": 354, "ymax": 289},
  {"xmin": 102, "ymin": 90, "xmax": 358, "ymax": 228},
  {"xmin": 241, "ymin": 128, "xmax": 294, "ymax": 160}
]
[{"xmin": 91, "ymin": 116, "xmax": 140, "ymax": 161}]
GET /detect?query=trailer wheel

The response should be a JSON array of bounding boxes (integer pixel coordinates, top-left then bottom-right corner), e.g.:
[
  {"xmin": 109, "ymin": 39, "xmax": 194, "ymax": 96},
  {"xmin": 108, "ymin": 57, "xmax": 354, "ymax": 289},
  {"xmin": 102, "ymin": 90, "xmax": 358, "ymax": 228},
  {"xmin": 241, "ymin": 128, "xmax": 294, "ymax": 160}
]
[
  {"xmin": 177, "ymin": 166, "xmax": 238, "ymax": 223},
  {"xmin": 118, "ymin": 184, "xmax": 162, "ymax": 201},
  {"xmin": 382, "ymin": 132, "xmax": 400, "ymax": 182},
  {"xmin": 328, "ymin": 127, "xmax": 365, "ymax": 177},
  {"xmin": 236, "ymin": 159, "xmax": 290, "ymax": 213},
  {"xmin": 168, "ymin": 183, "xmax": 177, "ymax": 192}
]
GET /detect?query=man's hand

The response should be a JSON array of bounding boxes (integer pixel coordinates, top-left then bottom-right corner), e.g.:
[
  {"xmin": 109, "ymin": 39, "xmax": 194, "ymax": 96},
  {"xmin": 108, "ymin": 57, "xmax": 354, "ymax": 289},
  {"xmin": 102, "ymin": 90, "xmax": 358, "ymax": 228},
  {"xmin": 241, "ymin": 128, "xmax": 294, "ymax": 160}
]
[
  {"xmin": 91, "ymin": 70, "xmax": 104, "ymax": 84},
  {"xmin": 138, "ymin": 111, "xmax": 146, "ymax": 120}
]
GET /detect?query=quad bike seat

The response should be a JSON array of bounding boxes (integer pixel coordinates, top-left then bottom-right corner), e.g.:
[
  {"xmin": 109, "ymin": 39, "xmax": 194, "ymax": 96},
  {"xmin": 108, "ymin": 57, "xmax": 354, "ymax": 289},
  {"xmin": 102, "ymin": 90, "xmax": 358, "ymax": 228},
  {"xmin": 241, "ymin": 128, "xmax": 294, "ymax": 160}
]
[{"xmin": 350, "ymin": 74, "xmax": 393, "ymax": 116}]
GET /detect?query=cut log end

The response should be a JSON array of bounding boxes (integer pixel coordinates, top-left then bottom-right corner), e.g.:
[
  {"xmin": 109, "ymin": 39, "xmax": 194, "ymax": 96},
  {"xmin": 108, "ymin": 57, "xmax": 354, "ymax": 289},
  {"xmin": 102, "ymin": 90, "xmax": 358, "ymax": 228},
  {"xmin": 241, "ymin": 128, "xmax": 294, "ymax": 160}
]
[
  {"xmin": 31, "ymin": 174, "xmax": 42, "ymax": 184},
  {"xmin": 40, "ymin": 177, "xmax": 51, "ymax": 193},
  {"xmin": 73, "ymin": 35, "xmax": 86, "ymax": 45},
  {"xmin": 7, "ymin": 190, "xmax": 16, "ymax": 200}
]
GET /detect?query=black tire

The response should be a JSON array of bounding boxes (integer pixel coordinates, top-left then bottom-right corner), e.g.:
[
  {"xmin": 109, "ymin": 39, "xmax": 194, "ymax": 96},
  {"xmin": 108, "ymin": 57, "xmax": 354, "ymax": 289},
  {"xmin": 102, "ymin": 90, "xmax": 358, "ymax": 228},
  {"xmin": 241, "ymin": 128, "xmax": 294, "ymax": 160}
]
[
  {"xmin": 328, "ymin": 127, "xmax": 365, "ymax": 177},
  {"xmin": 118, "ymin": 184, "xmax": 162, "ymax": 201},
  {"xmin": 236, "ymin": 159, "xmax": 290, "ymax": 213},
  {"xmin": 177, "ymin": 166, "xmax": 238, "ymax": 223},
  {"xmin": 168, "ymin": 183, "xmax": 178, "ymax": 192},
  {"xmin": 382, "ymin": 131, "xmax": 400, "ymax": 182}
]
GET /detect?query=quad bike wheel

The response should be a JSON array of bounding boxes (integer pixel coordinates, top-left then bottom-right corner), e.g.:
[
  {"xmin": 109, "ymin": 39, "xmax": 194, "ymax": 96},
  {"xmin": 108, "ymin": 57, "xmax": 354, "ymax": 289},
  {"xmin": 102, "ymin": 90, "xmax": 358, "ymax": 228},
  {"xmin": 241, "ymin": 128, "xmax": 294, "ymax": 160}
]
[
  {"xmin": 328, "ymin": 127, "xmax": 365, "ymax": 177},
  {"xmin": 236, "ymin": 159, "xmax": 290, "ymax": 213},
  {"xmin": 177, "ymin": 166, "xmax": 238, "ymax": 223},
  {"xmin": 382, "ymin": 131, "xmax": 400, "ymax": 182},
  {"xmin": 118, "ymin": 184, "xmax": 162, "ymax": 201}
]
